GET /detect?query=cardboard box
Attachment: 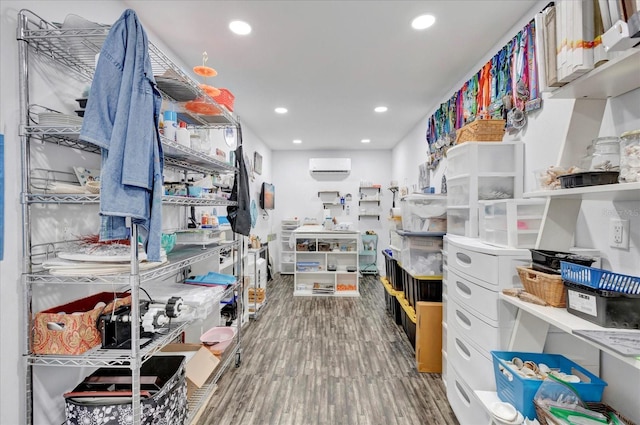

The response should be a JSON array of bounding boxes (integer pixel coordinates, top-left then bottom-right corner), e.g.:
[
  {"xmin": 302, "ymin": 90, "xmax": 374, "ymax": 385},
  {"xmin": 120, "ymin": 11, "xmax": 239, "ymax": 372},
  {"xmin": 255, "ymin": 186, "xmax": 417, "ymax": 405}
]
[
  {"xmin": 159, "ymin": 343, "xmax": 220, "ymax": 398},
  {"xmin": 415, "ymin": 301, "xmax": 443, "ymax": 373}
]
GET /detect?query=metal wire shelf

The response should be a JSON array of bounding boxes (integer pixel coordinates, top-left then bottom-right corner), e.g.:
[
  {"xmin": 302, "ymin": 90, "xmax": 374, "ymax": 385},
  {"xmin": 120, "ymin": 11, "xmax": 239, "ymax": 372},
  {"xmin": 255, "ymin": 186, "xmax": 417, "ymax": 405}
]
[
  {"xmin": 19, "ymin": 10, "xmax": 238, "ymax": 127},
  {"xmin": 25, "ymin": 193, "xmax": 236, "ymax": 207},
  {"xmin": 26, "ymin": 242, "xmax": 240, "ymax": 284}
]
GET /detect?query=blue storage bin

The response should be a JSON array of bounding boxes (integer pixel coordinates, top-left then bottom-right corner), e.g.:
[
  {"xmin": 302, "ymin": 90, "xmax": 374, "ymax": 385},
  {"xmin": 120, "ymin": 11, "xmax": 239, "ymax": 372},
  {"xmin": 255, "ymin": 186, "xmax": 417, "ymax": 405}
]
[
  {"xmin": 560, "ymin": 261, "xmax": 640, "ymax": 295},
  {"xmin": 491, "ymin": 351, "xmax": 607, "ymax": 420}
]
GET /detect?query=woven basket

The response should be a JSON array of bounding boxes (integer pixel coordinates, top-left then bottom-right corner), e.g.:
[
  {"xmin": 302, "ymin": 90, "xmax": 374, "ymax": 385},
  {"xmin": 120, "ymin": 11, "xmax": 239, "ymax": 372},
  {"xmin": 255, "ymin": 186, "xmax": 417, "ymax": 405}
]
[
  {"xmin": 534, "ymin": 400, "xmax": 637, "ymax": 425},
  {"xmin": 516, "ymin": 266, "xmax": 566, "ymax": 307},
  {"xmin": 455, "ymin": 119, "xmax": 505, "ymax": 144}
]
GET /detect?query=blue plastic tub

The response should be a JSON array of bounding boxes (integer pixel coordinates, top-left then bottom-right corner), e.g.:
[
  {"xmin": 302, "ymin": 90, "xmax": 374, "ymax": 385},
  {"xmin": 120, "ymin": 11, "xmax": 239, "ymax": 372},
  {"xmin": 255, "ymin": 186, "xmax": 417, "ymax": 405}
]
[{"xmin": 491, "ymin": 351, "xmax": 607, "ymax": 420}]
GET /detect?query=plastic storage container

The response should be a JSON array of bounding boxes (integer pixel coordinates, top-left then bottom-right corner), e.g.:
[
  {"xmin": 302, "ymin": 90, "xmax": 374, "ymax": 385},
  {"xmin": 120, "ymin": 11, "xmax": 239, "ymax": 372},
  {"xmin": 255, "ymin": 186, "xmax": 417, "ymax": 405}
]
[
  {"xmin": 590, "ymin": 136, "xmax": 620, "ymax": 171},
  {"xmin": 491, "ymin": 351, "xmax": 607, "ymax": 420},
  {"xmin": 564, "ymin": 280, "xmax": 640, "ymax": 328},
  {"xmin": 530, "ymin": 250, "xmax": 596, "ymax": 274},
  {"xmin": 558, "ymin": 171, "xmax": 619, "ymax": 188},
  {"xmin": 400, "ymin": 194, "xmax": 447, "ymax": 232},
  {"xmin": 479, "ymin": 199, "xmax": 545, "ymax": 248},
  {"xmin": 560, "ymin": 262, "xmax": 640, "ymax": 294},
  {"xmin": 400, "ymin": 234, "xmax": 444, "ymax": 277},
  {"xmin": 619, "ymin": 129, "xmax": 640, "ymax": 183}
]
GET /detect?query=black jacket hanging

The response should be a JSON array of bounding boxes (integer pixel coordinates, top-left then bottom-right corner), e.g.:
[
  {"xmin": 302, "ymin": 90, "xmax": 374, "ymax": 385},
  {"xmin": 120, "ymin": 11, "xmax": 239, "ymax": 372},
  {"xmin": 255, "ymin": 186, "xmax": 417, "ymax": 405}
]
[{"xmin": 227, "ymin": 127, "xmax": 251, "ymax": 236}]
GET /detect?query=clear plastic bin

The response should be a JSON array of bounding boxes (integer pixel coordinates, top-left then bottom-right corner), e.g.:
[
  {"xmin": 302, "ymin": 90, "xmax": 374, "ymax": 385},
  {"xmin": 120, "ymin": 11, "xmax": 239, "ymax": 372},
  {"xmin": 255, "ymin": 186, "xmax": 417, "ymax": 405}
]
[
  {"xmin": 479, "ymin": 199, "xmax": 545, "ymax": 248},
  {"xmin": 400, "ymin": 194, "xmax": 447, "ymax": 232}
]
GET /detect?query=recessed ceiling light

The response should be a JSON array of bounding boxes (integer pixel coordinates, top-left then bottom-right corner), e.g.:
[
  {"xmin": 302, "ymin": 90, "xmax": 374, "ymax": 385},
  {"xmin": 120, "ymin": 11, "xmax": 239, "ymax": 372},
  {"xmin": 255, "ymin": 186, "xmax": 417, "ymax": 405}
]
[
  {"xmin": 411, "ymin": 14, "xmax": 435, "ymax": 30},
  {"xmin": 275, "ymin": 107, "xmax": 288, "ymax": 114},
  {"xmin": 361, "ymin": 139, "xmax": 371, "ymax": 144},
  {"xmin": 229, "ymin": 20, "xmax": 252, "ymax": 35},
  {"xmin": 293, "ymin": 139, "xmax": 302, "ymax": 144},
  {"xmin": 374, "ymin": 106, "xmax": 388, "ymax": 113}
]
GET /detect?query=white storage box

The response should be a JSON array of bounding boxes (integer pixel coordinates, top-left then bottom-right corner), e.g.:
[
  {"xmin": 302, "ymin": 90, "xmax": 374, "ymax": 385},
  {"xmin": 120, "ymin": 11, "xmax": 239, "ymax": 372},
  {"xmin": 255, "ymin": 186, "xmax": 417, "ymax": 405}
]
[
  {"xmin": 447, "ymin": 141, "xmax": 523, "ymax": 179},
  {"xmin": 400, "ymin": 234, "xmax": 444, "ymax": 276},
  {"xmin": 479, "ymin": 199, "xmax": 546, "ymax": 248},
  {"xmin": 401, "ymin": 194, "xmax": 447, "ymax": 232}
]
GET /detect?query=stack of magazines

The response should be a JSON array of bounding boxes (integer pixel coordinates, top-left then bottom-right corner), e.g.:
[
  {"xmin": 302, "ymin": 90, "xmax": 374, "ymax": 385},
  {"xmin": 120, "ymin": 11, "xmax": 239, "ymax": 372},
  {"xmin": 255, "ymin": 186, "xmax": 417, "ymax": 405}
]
[{"xmin": 312, "ymin": 282, "xmax": 334, "ymax": 294}]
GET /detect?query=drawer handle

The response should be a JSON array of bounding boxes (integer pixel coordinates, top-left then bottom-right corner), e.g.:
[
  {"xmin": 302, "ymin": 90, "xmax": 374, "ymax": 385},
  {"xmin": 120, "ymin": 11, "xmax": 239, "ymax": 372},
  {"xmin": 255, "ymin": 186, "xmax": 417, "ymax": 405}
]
[
  {"xmin": 456, "ymin": 281, "xmax": 472, "ymax": 297},
  {"xmin": 455, "ymin": 338, "xmax": 471, "ymax": 359},
  {"xmin": 456, "ymin": 252, "xmax": 472, "ymax": 264},
  {"xmin": 455, "ymin": 310, "xmax": 471, "ymax": 328},
  {"xmin": 455, "ymin": 380, "xmax": 471, "ymax": 406}
]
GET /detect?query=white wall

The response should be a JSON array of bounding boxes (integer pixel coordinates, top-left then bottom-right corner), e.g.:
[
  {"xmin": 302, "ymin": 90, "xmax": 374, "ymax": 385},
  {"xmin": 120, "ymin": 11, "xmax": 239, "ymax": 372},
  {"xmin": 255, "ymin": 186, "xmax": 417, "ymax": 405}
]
[
  {"xmin": 390, "ymin": 0, "xmax": 640, "ymax": 419},
  {"xmin": 271, "ymin": 149, "xmax": 392, "ymax": 273}
]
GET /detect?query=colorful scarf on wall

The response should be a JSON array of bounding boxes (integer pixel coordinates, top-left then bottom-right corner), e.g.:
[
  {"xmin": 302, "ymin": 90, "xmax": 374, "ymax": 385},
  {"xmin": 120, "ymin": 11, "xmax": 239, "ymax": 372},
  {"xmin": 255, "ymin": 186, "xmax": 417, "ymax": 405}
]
[{"xmin": 426, "ymin": 20, "xmax": 541, "ymax": 170}]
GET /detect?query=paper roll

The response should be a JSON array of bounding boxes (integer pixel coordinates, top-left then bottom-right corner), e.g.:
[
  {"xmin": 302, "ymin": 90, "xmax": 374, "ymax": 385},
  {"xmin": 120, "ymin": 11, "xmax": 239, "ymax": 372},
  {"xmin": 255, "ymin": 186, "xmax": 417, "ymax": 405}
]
[{"xmin": 390, "ymin": 207, "xmax": 401, "ymax": 217}]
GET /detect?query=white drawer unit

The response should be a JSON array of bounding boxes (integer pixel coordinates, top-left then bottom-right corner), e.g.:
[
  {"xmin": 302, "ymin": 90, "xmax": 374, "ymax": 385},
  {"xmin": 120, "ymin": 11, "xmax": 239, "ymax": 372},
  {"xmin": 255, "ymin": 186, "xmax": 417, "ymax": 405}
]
[
  {"xmin": 447, "ymin": 328, "xmax": 495, "ymax": 391},
  {"xmin": 479, "ymin": 199, "xmax": 546, "ymax": 249},
  {"xmin": 446, "ymin": 141, "xmax": 524, "ymax": 237},
  {"xmin": 447, "ymin": 296, "xmax": 516, "ymax": 356},
  {"xmin": 447, "ymin": 363, "xmax": 491, "ymax": 425},
  {"xmin": 444, "ymin": 235, "xmax": 530, "ymax": 424},
  {"xmin": 447, "ymin": 235, "xmax": 530, "ymax": 289}
]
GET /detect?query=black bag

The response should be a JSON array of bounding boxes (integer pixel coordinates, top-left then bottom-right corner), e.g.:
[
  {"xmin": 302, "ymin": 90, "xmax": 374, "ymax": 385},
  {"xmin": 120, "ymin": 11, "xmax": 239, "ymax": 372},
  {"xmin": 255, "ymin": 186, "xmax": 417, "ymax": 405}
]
[
  {"xmin": 227, "ymin": 128, "xmax": 251, "ymax": 236},
  {"xmin": 64, "ymin": 356, "xmax": 187, "ymax": 424}
]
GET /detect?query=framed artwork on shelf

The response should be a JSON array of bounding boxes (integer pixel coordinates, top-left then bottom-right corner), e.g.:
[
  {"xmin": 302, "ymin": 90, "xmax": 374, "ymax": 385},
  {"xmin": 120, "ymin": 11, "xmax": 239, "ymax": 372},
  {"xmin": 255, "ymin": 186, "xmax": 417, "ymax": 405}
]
[
  {"xmin": 419, "ymin": 161, "xmax": 430, "ymax": 190},
  {"xmin": 254, "ymin": 151, "xmax": 263, "ymax": 175}
]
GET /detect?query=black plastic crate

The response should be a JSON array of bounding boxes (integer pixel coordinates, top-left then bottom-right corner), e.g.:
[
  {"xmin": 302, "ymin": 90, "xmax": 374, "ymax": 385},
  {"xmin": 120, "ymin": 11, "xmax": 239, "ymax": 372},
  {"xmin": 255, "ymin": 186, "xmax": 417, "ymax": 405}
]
[
  {"xmin": 391, "ymin": 260, "xmax": 403, "ymax": 292},
  {"xmin": 402, "ymin": 268, "xmax": 412, "ymax": 306},
  {"xmin": 401, "ymin": 308, "xmax": 416, "ymax": 348},
  {"xmin": 414, "ymin": 278, "xmax": 443, "ymax": 305},
  {"xmin": 564, "ymin": 280, "xmax": 640, "ymax": 329},
  {"xmin": 558, "ymin": 171, "xmax": 619, "ymax": 189},
  {"xmin": 383, "ymin": 290, "xmax": 402, "ymax": 325},
  {"xmin": 383, "ymin": 250, "xmax": 394, "ymax": 282},
  {"xmin": 530, "ymin": 249, "xmax": 595, "ymax": 274}
]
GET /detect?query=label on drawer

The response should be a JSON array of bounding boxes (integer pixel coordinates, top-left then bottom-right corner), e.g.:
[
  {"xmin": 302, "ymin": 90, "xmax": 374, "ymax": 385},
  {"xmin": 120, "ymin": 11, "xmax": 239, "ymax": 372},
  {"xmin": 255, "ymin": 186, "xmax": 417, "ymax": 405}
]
[{"xmin": 568, "ymin": 290, "xmax": 597, "ymax": 317}]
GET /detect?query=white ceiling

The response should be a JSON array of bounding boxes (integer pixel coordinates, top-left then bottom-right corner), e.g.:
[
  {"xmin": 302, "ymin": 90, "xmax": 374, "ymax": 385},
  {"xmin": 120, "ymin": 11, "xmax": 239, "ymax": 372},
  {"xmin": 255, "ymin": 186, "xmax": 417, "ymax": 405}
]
[{"xmin": 125, "ymin": 0, "xmax": 539, "ymax": 151}]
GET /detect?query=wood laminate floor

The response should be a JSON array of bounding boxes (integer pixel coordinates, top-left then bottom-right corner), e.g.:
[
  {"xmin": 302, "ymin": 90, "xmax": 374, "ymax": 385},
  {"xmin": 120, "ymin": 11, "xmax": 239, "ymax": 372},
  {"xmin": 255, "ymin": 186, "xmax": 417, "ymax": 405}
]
[{"xmin": 198, "ymin": 274, "xmax": 459, "ymax": 425}]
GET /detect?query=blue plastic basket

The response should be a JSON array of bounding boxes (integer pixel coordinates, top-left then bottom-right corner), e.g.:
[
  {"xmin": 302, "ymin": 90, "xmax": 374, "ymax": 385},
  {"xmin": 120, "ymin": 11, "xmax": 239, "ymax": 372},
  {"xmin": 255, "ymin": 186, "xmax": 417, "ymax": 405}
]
[
  {"xmin": 560, "ymin": 261, "xmax": 640, "ymax": 295},
  {"xmin": 491, "ymin": 351, "xmax": 607, "ymax": 420}
]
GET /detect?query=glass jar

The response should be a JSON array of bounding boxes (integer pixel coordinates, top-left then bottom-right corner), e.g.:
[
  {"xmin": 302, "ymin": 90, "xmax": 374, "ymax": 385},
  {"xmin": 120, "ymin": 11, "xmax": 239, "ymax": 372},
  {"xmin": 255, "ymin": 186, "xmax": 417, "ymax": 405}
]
[
  {"xmin": 590, "ymin": 136, "xmax": 620, "ymax": 171},
  {"xmin": 619, "ymin": 129, "xmax": 640, "ymax": 183},
  {"xmin": 579, "ymin": 142, "xmax": 595, "ymax": 170}
]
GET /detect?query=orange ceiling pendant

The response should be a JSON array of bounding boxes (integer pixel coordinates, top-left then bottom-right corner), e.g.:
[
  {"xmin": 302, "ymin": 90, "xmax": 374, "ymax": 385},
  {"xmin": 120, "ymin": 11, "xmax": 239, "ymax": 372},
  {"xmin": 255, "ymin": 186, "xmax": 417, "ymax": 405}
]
[{"xmin": 199, "ymin": 83, "xmax": 221, "ymax": 98}]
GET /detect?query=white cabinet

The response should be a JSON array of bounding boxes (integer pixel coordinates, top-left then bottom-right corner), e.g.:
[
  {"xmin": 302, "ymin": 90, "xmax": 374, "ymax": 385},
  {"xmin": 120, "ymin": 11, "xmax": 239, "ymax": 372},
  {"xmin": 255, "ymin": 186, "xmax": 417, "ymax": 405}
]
[
  {"xmin": 280, "ymin": 219, "xmax": 299, "ymax": 274},
  {"xmin": 293, "ymin": 228, "xmax": 359, "ymax": 296},
  {"xmin": 444, "ymin": 235, "xmax": 529, "ymax": 423},
  {"xmin": 446, "ymin": 141, "xmax": 524, "ymax": 237}
]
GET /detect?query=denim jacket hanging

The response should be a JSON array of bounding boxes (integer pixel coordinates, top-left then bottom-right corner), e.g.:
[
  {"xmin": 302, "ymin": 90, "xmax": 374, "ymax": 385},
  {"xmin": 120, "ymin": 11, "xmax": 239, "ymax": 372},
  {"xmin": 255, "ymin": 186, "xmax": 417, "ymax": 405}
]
[{"xmin": 80, "ymin": 9, "xmax": 163, "ymax": 261}]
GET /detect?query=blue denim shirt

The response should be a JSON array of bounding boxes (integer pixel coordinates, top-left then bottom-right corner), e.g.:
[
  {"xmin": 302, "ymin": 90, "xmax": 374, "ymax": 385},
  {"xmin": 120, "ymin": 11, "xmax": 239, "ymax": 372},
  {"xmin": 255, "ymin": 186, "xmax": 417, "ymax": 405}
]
[{"xmin": 80, "ymin": 9, "xmax": 163, "ymax": 261}]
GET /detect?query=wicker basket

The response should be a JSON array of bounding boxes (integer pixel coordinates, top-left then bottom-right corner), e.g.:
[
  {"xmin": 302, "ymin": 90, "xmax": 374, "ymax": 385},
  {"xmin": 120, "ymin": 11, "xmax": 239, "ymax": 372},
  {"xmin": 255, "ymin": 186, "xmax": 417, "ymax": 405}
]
[
  {"xmin": 455, "ymin": 119, "xmax": 505, "ymax": 144},
  {"xmin": 516, "ymin": 266, "xmax": 566, "ymax": 307},
  {"xmin": 534, "ymin": 400, "xmax": 637, "ymax": 425}
]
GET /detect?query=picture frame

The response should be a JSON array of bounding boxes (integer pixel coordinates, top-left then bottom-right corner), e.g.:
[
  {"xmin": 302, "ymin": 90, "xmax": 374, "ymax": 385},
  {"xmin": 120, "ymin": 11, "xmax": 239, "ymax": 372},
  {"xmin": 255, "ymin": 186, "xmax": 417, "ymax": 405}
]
[
  {"xmin": 254, "ymin": 151, "xmax": 263, "ymax": 175},
  {"xmin": 418, "ymin": 161, "xmax": 430, "ymax": 190}
]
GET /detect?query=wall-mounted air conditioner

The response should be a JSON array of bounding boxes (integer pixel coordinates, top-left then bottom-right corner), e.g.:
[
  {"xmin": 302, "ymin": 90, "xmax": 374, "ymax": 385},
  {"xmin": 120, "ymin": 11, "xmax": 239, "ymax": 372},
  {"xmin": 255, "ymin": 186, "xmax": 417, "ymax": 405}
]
[{"xmin": 309, "ymin": 158, "xmax": 351, "ymax": 174}]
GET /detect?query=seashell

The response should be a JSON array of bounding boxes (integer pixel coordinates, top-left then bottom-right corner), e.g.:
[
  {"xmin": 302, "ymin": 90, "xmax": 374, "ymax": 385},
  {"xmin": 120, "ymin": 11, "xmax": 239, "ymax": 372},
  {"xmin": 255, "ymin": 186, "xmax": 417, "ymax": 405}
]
[
  {"xmin": 512, "ymin": 357, "xmax": 524, "ymax": 369},
  {"xmin": 564, "ymin": 374, "xmax": 581, "ymax": 383},
  {"xmin": 521, "ymin": 366, "xmax": 537, "ymax": 377},
  {"xmin": 523, "ymin": 361, "xmax": 539, "ymax": 373},
  {"xmin": 538, "ymin": 363, "xmax": 550, "ymax": 374}
]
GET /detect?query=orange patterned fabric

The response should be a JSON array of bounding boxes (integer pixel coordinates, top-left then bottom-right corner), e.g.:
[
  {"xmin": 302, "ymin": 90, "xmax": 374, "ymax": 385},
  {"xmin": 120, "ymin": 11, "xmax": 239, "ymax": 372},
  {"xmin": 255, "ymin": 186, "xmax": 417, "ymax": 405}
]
[{"xmin": 33, "ymin": 295, "xmax": 131, "ymax": 355}]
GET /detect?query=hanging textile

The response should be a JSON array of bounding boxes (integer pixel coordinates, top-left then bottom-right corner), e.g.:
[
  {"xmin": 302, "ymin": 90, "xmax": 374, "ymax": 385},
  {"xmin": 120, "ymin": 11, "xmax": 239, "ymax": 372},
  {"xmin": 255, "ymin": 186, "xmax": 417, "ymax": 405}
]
[{"xmin": 226, "ymin": 127, "xmax": 251, "ymax": 236}]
